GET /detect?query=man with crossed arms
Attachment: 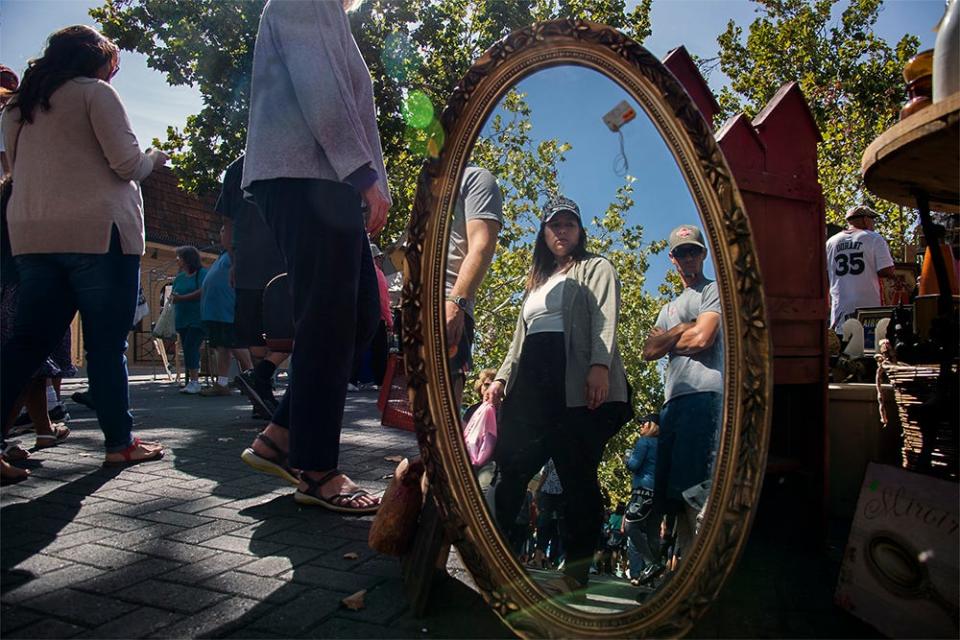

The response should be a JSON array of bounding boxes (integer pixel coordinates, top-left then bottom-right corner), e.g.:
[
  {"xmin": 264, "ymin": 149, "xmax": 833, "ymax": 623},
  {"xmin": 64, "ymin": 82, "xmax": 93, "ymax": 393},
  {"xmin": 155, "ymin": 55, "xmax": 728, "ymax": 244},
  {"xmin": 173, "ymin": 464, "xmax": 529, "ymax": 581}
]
[{"xmin": 642, "ymin": 224, "xmax": 723, "ymax": 567}]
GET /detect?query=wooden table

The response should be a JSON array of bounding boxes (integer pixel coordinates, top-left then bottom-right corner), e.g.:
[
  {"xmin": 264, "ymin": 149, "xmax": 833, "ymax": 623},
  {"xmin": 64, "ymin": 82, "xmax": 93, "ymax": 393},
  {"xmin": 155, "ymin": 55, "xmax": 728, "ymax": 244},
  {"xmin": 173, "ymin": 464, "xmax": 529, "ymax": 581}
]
[{"xmin": 862, "ymin": 92, "xmax": 960, "ymax": 214}]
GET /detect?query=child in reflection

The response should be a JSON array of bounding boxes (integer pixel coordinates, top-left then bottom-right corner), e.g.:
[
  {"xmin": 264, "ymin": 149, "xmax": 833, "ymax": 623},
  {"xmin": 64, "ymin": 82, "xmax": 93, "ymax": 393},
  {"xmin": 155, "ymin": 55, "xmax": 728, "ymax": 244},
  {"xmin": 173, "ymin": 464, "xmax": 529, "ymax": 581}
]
[
  {"xmin": 462, "ymin": 368, "xmax": 497, "ymax": 424},
  {"xmin": 624, "ymin": 415, "xmax": 662, "ymax": 585},
  {"xmin": 484, "ymin": 195, "xmax": 633, "ymax": 593},
  {"xmin": 464, "ymin": 368, "xmax": 499, "ymax": 492},
  {"xmin": 528, "ymin": 458, "xmax": 564, "ymax": 570}
]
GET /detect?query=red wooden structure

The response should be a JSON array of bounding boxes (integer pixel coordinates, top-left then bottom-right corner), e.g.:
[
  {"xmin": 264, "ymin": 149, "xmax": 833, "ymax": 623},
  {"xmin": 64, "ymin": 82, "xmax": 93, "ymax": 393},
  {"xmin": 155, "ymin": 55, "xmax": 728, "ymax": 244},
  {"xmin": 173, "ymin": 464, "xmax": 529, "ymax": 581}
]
[{"xmin": 665, "ymin": 48, "xmax": 829, "ymax": 519}]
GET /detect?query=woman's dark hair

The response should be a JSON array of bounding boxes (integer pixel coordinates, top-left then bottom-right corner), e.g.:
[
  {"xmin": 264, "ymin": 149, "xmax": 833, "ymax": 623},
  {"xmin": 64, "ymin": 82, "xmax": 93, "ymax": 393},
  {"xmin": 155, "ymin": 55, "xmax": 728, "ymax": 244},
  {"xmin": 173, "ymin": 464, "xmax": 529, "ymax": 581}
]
[
  {"xmin": 524, "ymin": 214, "xmax": 588, "ymax": 294},
  {"xmin": 176, "ymin": 246, "xmax": 202, "ymax": 273},
  {"xmin": 11, "ymin": 25, "xmax": 118, "ymax": 123}
]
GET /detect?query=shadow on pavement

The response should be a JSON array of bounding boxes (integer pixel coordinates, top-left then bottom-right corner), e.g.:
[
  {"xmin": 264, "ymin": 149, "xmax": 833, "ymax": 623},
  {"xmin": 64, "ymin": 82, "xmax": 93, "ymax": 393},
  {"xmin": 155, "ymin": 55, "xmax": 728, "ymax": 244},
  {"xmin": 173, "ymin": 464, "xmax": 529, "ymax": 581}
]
[{"xmin": 1, "ymin": 466, "xmax": 122, "ymax": 591}]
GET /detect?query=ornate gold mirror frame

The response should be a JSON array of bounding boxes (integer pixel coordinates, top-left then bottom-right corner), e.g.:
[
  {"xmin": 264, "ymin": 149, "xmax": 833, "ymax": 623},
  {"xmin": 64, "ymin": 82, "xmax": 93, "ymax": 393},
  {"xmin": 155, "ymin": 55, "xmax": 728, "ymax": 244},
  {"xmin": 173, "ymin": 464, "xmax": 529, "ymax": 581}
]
[{"xmin": 402, "ymin": 20, "xmax": 773, "ymax": 638}]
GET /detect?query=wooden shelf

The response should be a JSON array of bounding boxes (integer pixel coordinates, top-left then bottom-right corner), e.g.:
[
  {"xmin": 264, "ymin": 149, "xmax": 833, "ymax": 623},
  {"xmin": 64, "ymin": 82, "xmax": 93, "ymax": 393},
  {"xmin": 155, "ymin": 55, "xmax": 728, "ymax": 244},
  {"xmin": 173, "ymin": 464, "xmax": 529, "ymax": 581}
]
[{"xmin": 861, "ymin": 92, "xmax": 960, "ymax": 213}]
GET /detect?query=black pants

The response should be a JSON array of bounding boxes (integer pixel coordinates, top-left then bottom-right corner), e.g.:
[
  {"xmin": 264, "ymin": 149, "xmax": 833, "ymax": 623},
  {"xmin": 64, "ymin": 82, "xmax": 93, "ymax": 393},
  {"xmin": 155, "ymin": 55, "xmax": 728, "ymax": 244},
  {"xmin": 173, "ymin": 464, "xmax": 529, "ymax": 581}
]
[
  {"xmin": 248, "ymin": 179, "xmax": 379, "ymax": 471},
  {"xmin": 535, "ymin": 491, "xmax": 564, "ymax": 560},
  {"xmin": 492, "ymin": 332, "xmax": 629, "ymax": 586}
]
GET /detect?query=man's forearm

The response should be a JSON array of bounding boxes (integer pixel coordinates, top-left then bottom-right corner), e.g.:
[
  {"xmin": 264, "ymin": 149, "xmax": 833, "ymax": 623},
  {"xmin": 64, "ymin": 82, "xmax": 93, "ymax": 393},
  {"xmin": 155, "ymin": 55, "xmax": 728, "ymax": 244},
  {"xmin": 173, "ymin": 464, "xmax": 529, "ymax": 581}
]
[
  {"xmin": 449, "ymin": 245, "xmax": 496, "ymax": 300},
  {"xmin": 642, "ymin": 322, "xmax": 692, "ymax": 360},
  {"xmin": 673, "ymin": 312, "xmax": 720, "ymax": 355}
]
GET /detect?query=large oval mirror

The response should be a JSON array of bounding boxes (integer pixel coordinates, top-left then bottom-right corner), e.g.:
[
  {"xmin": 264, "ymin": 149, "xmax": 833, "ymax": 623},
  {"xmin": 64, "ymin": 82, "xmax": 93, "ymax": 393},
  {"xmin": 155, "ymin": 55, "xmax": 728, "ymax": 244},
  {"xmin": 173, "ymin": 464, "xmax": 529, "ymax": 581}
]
[{"xmin": 403, "ymin": 20, "xmax": 772, "ymax": 637}]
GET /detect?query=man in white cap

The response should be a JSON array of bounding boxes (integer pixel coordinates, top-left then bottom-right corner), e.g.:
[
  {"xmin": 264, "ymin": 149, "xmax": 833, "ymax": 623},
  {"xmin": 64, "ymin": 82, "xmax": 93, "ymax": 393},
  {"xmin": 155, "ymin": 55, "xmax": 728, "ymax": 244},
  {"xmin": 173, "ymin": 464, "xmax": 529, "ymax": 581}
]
[
  {"xmin": 642, "ymin": 223, "xmax": 723, "ymax": 574},
  {"xmin": 826, "ymin": 205, "xmax": 895, "ymax": 333}
]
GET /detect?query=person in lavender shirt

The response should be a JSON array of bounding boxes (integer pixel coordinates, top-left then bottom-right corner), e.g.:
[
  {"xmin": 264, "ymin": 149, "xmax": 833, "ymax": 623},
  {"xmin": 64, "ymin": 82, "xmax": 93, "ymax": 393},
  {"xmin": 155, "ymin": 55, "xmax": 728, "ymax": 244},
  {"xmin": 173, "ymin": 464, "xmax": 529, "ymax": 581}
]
[{"xmin": 239, "ymin": 0, "xmax": 390, "ymax": 514}]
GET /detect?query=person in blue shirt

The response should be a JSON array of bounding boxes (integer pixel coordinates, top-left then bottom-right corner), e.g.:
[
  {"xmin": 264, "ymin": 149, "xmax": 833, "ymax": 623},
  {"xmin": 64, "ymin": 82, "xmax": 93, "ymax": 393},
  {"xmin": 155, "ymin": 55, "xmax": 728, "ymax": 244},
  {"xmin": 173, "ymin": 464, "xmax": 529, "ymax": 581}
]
[
  {"xmin": 623, "ymin": 413, "xmax": 661, "ymax": 585},
  {"xmin": 199, "ymin": 225, "xmax": 253, "ymax": 397},
  {"xmin": 170, "ymin": 245, "xmax": 207, "ymax": 394}
]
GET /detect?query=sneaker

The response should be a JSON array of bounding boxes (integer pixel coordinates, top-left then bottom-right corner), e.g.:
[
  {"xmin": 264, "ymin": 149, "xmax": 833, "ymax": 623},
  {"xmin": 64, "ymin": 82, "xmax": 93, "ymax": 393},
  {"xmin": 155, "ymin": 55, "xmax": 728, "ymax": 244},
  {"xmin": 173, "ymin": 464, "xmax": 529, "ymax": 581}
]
[
  {"xmin": 347, "ymin": 383, "xmax": 359, "ymax": 392},
  {"xmin": 637, "ymin": 562, "xmax": 665, "ymax": 585},
  {"xmin": 199, "ymin": 383, "xmax": 232, "ymax": 397},
  {"xmin": 49, "ymin": 404, "xmax": 70, "ymax": 422},
  {"xmin": 182, "ymin": 380, "xmax": 201, "ymax": 395},
  {"xmin": 252, "ymin": 375, "xmax": 276, "ymax": 408},
  {"xmin": 235, "ymin": 370, "xmax": 274, "ymax": 418}
]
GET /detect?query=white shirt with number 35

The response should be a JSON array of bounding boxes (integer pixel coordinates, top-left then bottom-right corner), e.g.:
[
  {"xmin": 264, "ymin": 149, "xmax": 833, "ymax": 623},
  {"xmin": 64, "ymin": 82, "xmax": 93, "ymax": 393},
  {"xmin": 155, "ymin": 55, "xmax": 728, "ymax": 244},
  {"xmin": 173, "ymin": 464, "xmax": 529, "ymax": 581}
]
[{"xmin": 826, "ymin": 228, "xmax": 895, "ymax": 332}]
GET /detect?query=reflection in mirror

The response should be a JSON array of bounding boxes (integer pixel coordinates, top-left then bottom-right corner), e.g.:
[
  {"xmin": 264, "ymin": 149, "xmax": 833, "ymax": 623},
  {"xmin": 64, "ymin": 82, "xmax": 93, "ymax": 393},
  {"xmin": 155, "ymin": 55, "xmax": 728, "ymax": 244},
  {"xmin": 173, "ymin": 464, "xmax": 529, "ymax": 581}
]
[{"xmin": 446, "ymin": 65, "xmax": 724, "ymax": 613}]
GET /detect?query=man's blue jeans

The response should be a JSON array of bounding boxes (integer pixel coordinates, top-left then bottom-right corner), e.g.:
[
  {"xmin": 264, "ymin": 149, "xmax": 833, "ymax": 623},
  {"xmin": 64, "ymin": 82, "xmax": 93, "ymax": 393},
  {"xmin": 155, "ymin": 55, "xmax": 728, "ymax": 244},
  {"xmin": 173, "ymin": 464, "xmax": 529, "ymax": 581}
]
[{"xmin": 1, "ymin": 230, "xmax": 139, "ymax": 452}]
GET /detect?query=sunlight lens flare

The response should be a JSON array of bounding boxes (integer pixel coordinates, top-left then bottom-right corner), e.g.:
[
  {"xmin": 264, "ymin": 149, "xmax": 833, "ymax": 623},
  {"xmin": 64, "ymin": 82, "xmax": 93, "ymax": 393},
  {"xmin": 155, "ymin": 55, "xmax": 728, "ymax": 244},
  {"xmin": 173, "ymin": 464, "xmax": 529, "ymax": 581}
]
[
  {"xmin": 402, "ymin": 90, "xmax": 434, "ymax": 130},
  {"xmin": 404, "ymin": 118, "xmax": 444, "ymax": 159},
  {"xmin": 382, "ymin": 32, "xmax": 417, "ymax": 84}
]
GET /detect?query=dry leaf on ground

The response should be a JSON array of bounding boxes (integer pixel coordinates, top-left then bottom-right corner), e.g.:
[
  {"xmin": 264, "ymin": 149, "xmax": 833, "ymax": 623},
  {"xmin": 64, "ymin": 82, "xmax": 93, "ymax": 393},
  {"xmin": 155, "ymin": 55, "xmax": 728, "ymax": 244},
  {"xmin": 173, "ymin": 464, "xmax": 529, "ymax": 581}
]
[
  {"xmin": 343, "ymin": 552, "xmax": 360, "ymax": 560},
  {"xmin": 341, "ymin": 589, "xmax": 366, "ymax": 611},
  {"xmin": 384, "ymin": 455, "xmax": 404, "ymax": 463}
]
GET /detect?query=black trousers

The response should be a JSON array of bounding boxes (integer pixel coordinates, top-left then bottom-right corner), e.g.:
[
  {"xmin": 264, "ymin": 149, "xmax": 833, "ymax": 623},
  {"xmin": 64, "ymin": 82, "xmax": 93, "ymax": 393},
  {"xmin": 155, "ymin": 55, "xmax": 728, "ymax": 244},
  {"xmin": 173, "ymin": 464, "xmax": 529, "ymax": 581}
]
[
  {"xmin": 248, "ymin": 179, "xmax": 379, "ymax": 471},
  {"xmin": 492, "ymin": 332, "xmax": 629, "ymax": 586}
]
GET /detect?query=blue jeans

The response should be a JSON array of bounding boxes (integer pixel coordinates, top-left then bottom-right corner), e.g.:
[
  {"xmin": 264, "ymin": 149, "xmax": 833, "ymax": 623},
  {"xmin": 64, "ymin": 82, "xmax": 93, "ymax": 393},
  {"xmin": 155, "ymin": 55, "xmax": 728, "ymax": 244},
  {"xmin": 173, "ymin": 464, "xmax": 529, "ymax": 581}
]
[
  {"xmin": 178, "ymin": 326, "xmax": 205, "ymax": 372},
  {"xmin": 654, "ymin": 392, "xmax": 721, "ymax": 511},
  {"xmin": 1, "ymin": 229, "xmax": 139, "ymax": 452}
]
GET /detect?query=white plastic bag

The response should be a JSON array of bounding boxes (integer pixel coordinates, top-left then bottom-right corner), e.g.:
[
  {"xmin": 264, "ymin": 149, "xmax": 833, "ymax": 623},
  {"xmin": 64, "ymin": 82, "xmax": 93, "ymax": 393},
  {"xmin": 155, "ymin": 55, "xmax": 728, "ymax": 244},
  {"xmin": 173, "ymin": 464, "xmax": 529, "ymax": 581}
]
[{"xmin": 152, "ymin": 302, "xmax": 176, "ymax": 339}]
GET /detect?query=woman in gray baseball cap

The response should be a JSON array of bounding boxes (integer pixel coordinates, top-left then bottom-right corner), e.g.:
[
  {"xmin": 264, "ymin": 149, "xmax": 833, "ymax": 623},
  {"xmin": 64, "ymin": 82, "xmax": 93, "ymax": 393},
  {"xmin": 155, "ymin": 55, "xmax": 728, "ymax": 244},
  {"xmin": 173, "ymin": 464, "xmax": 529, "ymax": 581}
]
[{"xmin": 483, "ymin": 194, "xmax": 633, "ymax": 593}]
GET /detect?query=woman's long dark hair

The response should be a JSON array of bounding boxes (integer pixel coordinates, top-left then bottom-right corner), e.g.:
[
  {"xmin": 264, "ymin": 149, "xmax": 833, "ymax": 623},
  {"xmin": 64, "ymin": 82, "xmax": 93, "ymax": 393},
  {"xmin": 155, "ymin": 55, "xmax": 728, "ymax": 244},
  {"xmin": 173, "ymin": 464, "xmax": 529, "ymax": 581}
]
[
  {"xmin": 524, "ymin": 217, "xmax": 589, "ymax": 294},
  {"xmin": 176, "ymin": 246, "xmax": 202, "ymax": 274},
  {"xmin": 11, "ymin": 25, "xmax": 118, "ymax": 124}
]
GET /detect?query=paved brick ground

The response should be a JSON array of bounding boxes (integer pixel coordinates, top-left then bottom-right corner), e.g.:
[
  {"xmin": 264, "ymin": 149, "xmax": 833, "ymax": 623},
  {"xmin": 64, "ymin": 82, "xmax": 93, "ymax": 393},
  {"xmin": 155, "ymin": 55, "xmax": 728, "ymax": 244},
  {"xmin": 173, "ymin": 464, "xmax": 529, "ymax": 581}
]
[
  {"xmin": 1, "ymin": 376, "xmax": 508, "ymax": 639},
  {"xmin": 2, "ymin": 376, "xmax": 875, "ymax": 639}
]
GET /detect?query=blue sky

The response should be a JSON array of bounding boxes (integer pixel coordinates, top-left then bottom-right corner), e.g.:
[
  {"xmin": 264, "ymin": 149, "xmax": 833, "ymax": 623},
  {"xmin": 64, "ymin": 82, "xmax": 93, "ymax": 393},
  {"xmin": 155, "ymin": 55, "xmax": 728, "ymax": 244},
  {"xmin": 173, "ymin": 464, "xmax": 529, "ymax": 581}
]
[
  {"xmin": 481, "ymin": 65, "xmax": 709, "ymax": 288},
  {"xmin": 1, "ymin": 0, "xmax": 945, "ymax": 290}
]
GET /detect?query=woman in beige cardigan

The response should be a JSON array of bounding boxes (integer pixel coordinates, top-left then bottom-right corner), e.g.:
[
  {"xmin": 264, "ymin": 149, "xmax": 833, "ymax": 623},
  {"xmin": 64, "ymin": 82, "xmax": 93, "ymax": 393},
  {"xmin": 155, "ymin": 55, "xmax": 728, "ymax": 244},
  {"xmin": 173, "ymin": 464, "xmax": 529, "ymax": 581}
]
[
  {"xmin": 483, "ymin": 195, "xmax": 633, "ymax": 592},
  {"xmin": 1, "ymin": 26, "xmax": 168, "ymax": 472}
]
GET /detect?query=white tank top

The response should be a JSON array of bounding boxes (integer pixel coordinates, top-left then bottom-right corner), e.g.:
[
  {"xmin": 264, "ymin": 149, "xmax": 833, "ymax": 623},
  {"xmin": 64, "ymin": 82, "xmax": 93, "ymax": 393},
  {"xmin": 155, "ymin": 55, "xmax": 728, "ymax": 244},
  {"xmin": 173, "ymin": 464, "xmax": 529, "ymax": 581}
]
[{"xmin": 523, "ymin": 271, "xmax": 566, "ymax": 334}]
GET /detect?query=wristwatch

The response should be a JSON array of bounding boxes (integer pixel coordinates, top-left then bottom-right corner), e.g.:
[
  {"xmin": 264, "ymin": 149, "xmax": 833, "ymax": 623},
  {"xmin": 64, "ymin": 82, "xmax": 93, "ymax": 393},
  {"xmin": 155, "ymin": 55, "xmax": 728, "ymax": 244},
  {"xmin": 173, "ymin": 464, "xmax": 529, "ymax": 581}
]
[{"xmin": 446, "ymin": 295, "xmax": 468, "ymax": 311}]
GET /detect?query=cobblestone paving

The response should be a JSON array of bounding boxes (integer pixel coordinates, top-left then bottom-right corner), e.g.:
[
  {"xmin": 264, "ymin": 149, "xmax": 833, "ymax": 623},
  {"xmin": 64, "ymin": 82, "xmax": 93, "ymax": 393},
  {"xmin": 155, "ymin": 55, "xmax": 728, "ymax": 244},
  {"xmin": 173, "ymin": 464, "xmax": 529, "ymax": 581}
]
[
  {"xmin": 1, "ymin": 377, "xmax": 508, "ymax": 639},
  {"xmin": 1, "ymin": 377, "xmax": 877, "ymax": 639}
]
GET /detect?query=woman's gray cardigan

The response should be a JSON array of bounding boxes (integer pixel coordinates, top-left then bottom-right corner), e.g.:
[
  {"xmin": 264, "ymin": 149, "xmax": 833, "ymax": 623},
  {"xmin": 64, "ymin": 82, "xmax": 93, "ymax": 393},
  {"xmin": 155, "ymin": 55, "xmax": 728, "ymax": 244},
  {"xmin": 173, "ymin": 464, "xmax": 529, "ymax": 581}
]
[
  {"xmin": 241, "ymin": 0, "xmax": 390, "ymax": 203},
  {"xmin": 495, "ymin": 254, "xmax": 630, "ymax": 408}
]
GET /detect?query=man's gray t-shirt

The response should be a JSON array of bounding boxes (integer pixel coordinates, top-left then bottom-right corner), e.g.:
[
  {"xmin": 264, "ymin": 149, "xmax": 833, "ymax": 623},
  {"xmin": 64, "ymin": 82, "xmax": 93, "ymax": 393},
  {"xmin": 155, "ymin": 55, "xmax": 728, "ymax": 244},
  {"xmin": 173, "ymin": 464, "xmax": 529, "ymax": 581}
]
[
  {"xmin": 655, "ymin": 279, "xmax": 723, "ymax": 401},
  {"xmin": 445, "ymin": 166, "xmax": 503, "ymax": 317}
]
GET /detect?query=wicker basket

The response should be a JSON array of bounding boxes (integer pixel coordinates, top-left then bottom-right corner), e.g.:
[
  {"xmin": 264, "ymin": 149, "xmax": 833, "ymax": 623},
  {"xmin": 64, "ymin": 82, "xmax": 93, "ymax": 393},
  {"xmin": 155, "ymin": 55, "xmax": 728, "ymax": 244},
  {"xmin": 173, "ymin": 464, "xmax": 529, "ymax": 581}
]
[
  {"xmin": 377, "ymin": 354, "xmax": 415, "ymax": 432},
  {"xmin": 881, "ymin": 361, "xmax": 958, "ymax": 481}
]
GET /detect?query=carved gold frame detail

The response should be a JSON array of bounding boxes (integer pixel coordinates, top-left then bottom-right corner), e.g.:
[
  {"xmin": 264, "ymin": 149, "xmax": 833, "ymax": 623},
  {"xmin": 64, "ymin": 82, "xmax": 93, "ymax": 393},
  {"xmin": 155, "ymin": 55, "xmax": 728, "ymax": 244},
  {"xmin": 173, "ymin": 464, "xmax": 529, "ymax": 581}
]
[{"xmin": 401, "ymin": 20, "xmax": 773, "ymax": 638}]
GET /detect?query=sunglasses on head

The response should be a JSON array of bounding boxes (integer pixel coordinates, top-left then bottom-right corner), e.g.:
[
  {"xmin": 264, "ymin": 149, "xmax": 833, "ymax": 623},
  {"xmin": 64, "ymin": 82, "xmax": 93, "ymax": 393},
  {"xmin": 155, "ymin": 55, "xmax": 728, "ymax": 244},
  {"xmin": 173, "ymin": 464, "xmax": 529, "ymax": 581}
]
[{"xmin": 671, "ymin": 245, "xmax": 702, "ymax": 259}]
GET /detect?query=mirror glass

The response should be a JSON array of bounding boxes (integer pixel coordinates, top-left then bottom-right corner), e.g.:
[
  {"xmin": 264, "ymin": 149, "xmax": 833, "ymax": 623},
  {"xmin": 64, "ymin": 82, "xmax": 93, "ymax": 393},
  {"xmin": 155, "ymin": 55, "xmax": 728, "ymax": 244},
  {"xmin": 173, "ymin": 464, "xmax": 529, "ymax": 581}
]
[{"xmin": 444, "ymin": 65, "xmax": 724, "ymax": 613}]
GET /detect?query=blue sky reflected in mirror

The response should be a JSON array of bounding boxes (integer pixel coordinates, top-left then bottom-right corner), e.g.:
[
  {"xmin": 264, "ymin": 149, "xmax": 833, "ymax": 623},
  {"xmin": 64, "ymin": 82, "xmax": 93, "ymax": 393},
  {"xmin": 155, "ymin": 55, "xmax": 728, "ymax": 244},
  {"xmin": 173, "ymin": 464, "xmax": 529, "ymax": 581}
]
[{"xmin": 479, "ymin": 65, "xmax": 708, "ymax": 293}]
